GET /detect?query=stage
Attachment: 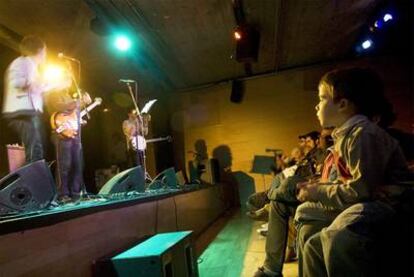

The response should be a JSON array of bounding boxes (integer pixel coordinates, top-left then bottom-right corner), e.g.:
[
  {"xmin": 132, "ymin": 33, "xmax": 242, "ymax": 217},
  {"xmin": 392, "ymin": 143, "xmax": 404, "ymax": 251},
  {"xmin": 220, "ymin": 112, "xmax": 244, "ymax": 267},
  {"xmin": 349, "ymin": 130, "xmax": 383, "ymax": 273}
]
[{"xmin": 0, "ymin": 183, "xmax": 236, "ymax": 276}]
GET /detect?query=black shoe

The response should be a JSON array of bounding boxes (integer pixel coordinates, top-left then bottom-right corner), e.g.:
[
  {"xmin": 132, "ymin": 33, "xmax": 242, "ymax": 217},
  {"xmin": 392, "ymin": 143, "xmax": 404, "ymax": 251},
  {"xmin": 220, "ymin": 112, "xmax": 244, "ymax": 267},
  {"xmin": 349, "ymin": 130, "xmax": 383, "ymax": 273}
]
[{"xmin": 253, "ymin": 267, "xmax": 282, "ymax": 277}]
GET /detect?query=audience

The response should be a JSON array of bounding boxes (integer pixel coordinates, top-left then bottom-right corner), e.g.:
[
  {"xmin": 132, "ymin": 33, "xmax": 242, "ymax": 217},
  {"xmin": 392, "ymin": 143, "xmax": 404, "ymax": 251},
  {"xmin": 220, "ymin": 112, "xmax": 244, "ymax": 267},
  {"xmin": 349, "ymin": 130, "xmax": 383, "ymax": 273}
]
[
  {"xmin": 246, "ymin": 131, "xmax": 321, "ymax": 223},
  {"xmin": 294, "ymin": 67, "xmax": 413, "ymax": 277},
  {"xmin": 253, "ymin": 129, "xmax": 333, "ymax": 277},
  {"xmin": 250, "ymin": 67, "xmax": 413, "ymax": 277}
]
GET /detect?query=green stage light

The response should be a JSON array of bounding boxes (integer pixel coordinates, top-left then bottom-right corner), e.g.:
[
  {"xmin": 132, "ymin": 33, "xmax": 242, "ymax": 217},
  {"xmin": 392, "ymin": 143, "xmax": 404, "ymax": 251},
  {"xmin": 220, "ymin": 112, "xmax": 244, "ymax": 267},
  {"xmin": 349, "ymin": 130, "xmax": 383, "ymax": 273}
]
[{"xmin": 114, "ymin": 35, "xmax": 131, "ymax": 51}]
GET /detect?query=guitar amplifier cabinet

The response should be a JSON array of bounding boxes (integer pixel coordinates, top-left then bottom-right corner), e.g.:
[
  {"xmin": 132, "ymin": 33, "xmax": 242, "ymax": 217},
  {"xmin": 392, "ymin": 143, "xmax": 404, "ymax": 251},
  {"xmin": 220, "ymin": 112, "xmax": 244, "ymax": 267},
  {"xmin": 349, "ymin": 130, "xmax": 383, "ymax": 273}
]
[{"xmin": 6, "ymin": 144, "xmax": 25, "ymax": 172}]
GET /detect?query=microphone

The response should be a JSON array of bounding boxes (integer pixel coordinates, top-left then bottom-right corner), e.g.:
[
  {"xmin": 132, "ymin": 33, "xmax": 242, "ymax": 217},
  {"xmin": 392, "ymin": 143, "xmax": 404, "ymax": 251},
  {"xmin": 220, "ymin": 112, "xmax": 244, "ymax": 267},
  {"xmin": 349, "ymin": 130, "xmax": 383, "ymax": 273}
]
[
  {"xmin": 119, "ymin": 79, "xmax": 136, "ymax": 83},
  {"xmin": 58, "ymin": 52, "xmax": 79, "ymax": 62}
]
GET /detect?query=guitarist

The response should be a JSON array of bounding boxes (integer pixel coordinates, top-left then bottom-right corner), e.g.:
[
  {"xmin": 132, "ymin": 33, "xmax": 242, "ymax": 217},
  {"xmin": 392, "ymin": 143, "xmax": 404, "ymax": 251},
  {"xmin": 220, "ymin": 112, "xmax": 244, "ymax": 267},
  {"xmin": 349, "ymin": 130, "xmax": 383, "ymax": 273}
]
[
  {"xmin": 122, "ymin": 110, "xmax": 151, "ymax": 168},
  {"xmin": 46, "ymin": 84, "xmax": 92, "ymax": 204}
]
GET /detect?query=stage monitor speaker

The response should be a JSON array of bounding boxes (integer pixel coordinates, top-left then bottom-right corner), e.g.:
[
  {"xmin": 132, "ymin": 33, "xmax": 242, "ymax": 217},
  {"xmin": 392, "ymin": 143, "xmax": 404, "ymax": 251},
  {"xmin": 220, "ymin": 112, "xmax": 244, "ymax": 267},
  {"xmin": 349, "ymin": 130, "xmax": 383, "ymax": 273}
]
[
  {"xmin": 99, "ymin": 166, "xmax": 145, "ymax": 194},
  {"xmin": 147, "ymin": 167, "xmax": 178, "ymax": 190},
  {"xmin": 230, "ymin": 80, "xmax": 244, "ymax": 103},
  {"xmin": 0, "ymin": 159, "xmax": 56, "ymax": 215},
  {"xmin": 175, "ymin": 170, "xmax": 187, "ymax": 187},
  {"xmin": 188, "ymin": 161, "xmax": 199, "ymax": 184},
  {"xmin": 199, "ymin": 159, "xmax": 220, "ymax": 185},
  {"xmin": 94, "ymin": 231, "xmax": 198, "ymax": 277}
]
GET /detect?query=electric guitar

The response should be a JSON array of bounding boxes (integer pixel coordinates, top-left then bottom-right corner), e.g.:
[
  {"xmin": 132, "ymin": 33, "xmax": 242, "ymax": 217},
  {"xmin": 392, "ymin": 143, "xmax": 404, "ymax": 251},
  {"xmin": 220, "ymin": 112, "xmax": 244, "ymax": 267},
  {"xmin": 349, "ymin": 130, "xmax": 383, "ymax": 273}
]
[
  {"xmin": 131, "ymin": 135, "xmax": 172, "ymax": 151},
  {"xmin": 51, "ymin": 97, "xmax": 103, "ymax": 138}
]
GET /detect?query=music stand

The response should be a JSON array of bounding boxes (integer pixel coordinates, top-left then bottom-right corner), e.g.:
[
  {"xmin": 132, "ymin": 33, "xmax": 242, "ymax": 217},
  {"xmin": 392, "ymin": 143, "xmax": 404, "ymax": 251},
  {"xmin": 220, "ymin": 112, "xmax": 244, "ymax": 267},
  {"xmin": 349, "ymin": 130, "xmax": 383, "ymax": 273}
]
[{"xmin": 250, "ymin": 155, "xmax": 275, "ymax": 190}]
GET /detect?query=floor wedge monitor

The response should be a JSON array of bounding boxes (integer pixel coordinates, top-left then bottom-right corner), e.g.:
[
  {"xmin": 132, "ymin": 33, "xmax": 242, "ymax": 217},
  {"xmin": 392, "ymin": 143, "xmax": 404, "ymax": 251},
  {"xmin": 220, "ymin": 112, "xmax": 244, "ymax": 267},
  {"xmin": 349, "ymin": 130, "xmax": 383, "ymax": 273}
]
[
  {"xmin": 99, "ymin": 166, "xmax": 145, "ymax": 194},
  {"xmin": 0, "ymin": 160, "xmax": 56, "ymax": 215},
  {"xmin": 147, "ymin": 167, "xmax": 178, "ymax": 190}
]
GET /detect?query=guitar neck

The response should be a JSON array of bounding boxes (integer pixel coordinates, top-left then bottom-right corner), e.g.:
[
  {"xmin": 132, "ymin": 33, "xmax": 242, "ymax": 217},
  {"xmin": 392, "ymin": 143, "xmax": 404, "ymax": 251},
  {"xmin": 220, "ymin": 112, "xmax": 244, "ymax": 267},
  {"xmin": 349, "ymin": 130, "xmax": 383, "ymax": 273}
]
[
  {"xmin": 146, "ymin": 136, "xmax": 171, "ymax": 143},
  {"xmin": 80, "ymin": 101, "xmax": 100, "ymax": 118}
]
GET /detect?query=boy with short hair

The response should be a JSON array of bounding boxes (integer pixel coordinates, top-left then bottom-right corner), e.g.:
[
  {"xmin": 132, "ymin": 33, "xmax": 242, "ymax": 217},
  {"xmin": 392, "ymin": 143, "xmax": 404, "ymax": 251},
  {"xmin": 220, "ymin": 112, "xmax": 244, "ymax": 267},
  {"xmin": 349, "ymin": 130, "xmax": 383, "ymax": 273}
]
[{"xmin": 295, "ymin": 67, "xmax": 412, "ymax": 277}]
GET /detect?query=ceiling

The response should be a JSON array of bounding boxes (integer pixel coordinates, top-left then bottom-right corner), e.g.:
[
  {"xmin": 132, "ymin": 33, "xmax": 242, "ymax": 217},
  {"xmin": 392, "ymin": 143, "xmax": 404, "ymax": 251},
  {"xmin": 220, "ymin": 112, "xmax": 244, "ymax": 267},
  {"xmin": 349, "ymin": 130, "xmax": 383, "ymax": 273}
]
[{"xmin": 0, "ymin": 0, "xmax": 410, "ymax": 96}]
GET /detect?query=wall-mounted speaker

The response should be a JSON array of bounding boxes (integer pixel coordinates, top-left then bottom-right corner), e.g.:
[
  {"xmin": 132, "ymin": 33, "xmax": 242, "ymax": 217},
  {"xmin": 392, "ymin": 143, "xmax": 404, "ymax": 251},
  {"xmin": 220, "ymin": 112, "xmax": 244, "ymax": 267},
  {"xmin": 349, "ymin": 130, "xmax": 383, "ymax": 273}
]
[
  {"xmin": 0, "ymin": 160, "xmax": 56, "ymax": 215},
  {"xmin": 99, "ymin": 166, "xmax": 145, "ymax": 194},
  {"xmin": 235, "ymin": 24, "xmax": 260, "ymax": 63},
  {"xmin": 230, "ymin": 80, "xmax": 245, "ymax": 103}
]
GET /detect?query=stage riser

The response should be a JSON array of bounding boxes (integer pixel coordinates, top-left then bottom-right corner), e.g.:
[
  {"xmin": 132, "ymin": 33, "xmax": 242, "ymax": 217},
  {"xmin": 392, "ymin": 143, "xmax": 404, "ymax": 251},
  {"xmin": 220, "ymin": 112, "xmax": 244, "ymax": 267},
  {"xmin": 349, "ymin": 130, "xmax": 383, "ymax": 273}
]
[{"xmin": 0, "ymin": 185, "xmax": 233, "ymax": 276}]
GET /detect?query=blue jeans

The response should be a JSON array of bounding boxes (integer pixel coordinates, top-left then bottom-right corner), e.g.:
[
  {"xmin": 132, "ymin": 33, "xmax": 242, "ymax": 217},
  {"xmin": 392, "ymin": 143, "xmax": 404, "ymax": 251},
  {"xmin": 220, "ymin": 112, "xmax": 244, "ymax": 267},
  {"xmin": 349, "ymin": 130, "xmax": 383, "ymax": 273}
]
[
  {"xmin": 55, "ymin": 137, "xmax": 84, "ymax": 198},
  {"xmin": 294, "ymin": 201, "xmax": 342, "ymax": 277},
  {"xmin": 298, "ymin": 201, "xmax": 396, "ymax": 277},
  {"xmin": 263, "ymin": 200, "xmax": 297, "ymax": 274}
]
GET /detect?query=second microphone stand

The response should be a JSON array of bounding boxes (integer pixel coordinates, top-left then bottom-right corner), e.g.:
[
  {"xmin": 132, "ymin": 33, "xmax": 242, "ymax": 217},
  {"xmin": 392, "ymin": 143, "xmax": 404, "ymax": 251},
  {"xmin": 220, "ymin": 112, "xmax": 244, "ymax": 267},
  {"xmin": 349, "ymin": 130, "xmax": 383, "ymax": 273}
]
[{"xmin": 125, "ymin": 82, "xmax": 152, "ymax": 183}]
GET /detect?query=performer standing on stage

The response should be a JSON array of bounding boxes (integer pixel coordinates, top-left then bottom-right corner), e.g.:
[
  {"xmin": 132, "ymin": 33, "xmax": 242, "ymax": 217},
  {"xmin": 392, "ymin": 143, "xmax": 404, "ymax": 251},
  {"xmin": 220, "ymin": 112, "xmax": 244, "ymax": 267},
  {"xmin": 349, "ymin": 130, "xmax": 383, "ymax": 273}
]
[
  {"xmin": 122, "ymin": 110, "xmax": 151, "ymax": 167},
  {"xmin": 2, "ymin": 35, "xmax": 69, "ymax": 163},
  {"xmin": 46, "ymin": 81, "xmax": 92, "ymax": 203}
]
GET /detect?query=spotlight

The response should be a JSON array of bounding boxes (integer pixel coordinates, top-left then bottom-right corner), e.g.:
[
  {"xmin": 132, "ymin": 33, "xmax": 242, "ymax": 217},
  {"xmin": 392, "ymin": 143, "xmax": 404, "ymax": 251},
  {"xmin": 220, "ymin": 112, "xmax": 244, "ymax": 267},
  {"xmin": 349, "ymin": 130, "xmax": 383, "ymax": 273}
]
[
  {"xmin": 361, "ymin": 39, "xmax": 373, "ymax": 49},
  {"xmin": 374, "ymin": 20, "xmax": 383, "ymax": 29},
  {"xmin": 383, "ymin": 13, "xmax": 393, "ymax": 22},
  {"xmin": 43, "ymin": 64, "xmax": 65, "ymax": 82},
  {"xmin": 114, "ymin": 35, "xmax": 131, "ymax": 51},
  {"xmin": 373, "ymin": 12, "xmax": 394, "ymax": 30},
  {"xmin": 234, "ymin": 30, "xmax": 242, "ymax": 40},
  {"xmin": 234, "ymin": 24, "xmax": 260, "ymax": 63}
]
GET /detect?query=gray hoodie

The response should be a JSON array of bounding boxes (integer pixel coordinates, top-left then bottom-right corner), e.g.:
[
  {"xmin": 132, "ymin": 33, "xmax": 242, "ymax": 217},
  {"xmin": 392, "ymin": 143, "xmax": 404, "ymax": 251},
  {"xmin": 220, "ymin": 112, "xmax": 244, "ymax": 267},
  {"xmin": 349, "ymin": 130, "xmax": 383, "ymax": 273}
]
[{"xmin": 311, "ymin": 115, "xmax": 412, "ymax": 209}]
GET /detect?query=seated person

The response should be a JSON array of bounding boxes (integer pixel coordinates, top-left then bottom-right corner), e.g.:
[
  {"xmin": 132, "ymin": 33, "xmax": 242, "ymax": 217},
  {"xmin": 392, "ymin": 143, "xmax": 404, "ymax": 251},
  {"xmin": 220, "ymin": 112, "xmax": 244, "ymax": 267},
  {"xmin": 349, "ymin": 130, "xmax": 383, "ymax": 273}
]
[
  {"xmin": 294, "ymin": 67, "xmax": 414, "ymax": 277},
  {"xmin": 253, "ymin": 129, "xmax": 333, "ymax": 277},
  {"xmin": 246, "ymin": 133, "xmax": 317, "ymax": 221}
]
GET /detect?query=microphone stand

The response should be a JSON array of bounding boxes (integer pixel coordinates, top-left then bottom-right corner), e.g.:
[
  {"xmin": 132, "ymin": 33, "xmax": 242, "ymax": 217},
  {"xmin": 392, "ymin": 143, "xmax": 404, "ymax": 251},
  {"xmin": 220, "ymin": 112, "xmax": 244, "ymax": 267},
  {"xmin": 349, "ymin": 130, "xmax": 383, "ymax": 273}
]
[{"xmin": 125, "ymin": 82, "xmax": 151, "ymax": 184}]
